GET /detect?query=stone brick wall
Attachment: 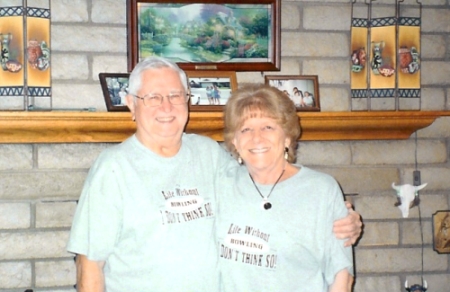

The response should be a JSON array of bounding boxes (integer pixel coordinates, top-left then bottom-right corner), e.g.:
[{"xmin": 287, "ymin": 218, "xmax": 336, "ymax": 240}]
[{"xmin": 0, "ymin": 0, "xmax": 449, "ymax": 291}]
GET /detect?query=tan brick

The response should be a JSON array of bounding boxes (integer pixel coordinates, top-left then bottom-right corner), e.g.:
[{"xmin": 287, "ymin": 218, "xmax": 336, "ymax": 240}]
[
  {"xmin": 36, "ymin": 201, "xmax": 77, "ymax": 228},
  {"xmin": 0, "ymin": 203, "xmax": 30, "ymax": 229},
  {"xmin": 422, "ymin": 8, "xmax": 450, "ymax": 33},
  {"xmin": 355, "ymin": 194, "xmax": 402, "ymax": 220},
  {"xmin": 303, "ymin": 60, "xmax": 349, "ymax": 85},
  {"xmin": 282, "ymin": 32, "xmax": 348, "ymax": 57},
  {"xmin": 353, "ymin": 276, "xmax": 400, "ymax": 292},
  {"xmin": 52, "ymin": 54, "xmax": 89, "ymax": 80},
  {"xmin": 35, "ymin": 260, "xmax": 76, "ymax": 287},
  {"xmin": 51, "ymin": 0, "xmax": 88, "ymax": 22},
  {"xmin": 355, "ymin": 248, "xmax": 447, "ymax": 273},
  {"xmin": 0, "ymin": 0, "xmax": 22, "ymax": 6},
  {"xmin": 0, "ymin": 261, "xmax": 32, "ymax": 289},
  {"xmin": 0, "ymin": 144, "xmax": 33, "ymax": 170},
  {"xmin": 399, "ymin": 97, "xmax": 420, "ymax": 111},
  {"xmin": 369, "ymin": 6, "xmax": 395, "ymax": 18},
  {"xmin": 236, "ymin": 72, "xmax": 264, "ymax": 85},
  {"xmin": 303, "ymin": 6, "xmax": 350, "ymax": 31},
  {"xmin": 422, "ymin": 35, "xmax": 447, "ymax": 58},
  {"xmin": 402, "ymin": 221, "xmax": 433, "ymax": 245},
  {"xmin": 0, "ymin": 231, "xmax": 70, "ymax": 260},
  {"xmin": 0, "ymin": 171, "xmax": 87, "ymax": 200},
  {"xmin": 421, "ymin": 88, "xmax": 446, "ymax": 111},
  {"xmin": 352, "ymin": 140, "xmax": 447, "ymax": 165},
  {"xmin": 51, "ymin": 26, "xmax": 126, "ymax": 53},
  {"xmin": 0, "ymin": 96, "xmax": 24, "ymax": 110},
  {"xmin": 52, "ymin": 83, "xmax": 108, "ymax": 111},
  {"xmin": 370, "ymin": 98, "xmax": 396, "ymax": 111},
  {"xmin": 28, "ymin": 0, "xmax": 50, "ymax": 8},
  {"xmin": 262, "ymin": 58, "xmax": 301, "ymax": 77},
  {"xmin": 412, "ymin": 168, "xmax": 450, "ymax": 192},
  {"xmin": 91, "ymin": 0, "xmax": 126, "ymax": 24},
  {"xmin": 297, "ymin": 141, "xmax": 351, "ymax": 166},
  {"xmin": 352, "ymin": 141, "xmax": 413, "ymax": 165},
  {"xmin": 357, "ymin": 222, "xmax": 399, "ymax": 246},
  {"xmin": 318, "ymin": 87, "xmax": 350, "ymax": 112},
  {"xmin": 281, "ymin": 4, "xmax": 300, "ymax": 30},
  {"xmin": 92, "ymin": 56, "xmax": 128, "ymax": 80},
  {"xmin": 319, "ymin": 167, "xmax": 399, "ymax": 194},
  {"xmin": 422, "ymin": 61, "xmax": 450, "ymax": 85},
  {"xmin": 37, "ymin": 143, "xmax": 112, "ymax": 169},
  {"xmin": 411, "ymin": 194, "xmax": 449, "ymax": 219}
]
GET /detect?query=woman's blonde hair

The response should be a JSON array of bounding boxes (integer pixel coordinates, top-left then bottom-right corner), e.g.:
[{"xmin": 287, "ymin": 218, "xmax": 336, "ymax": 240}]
[{"xmin": 223, "ymin": 84, "xmax": 301, "ymax": 163}]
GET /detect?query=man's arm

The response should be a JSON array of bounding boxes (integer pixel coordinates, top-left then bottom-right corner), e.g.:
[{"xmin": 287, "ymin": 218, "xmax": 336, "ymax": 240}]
[
  {"xmin": 76, "ymin": 254, "xmax": 105, "ymax": 292},
  {"xmin": 333, "ymin": 201, "xmax": 363, "ymax": 247},
  {"xmin": 329, "ymin": 269, "xmax": 350, "ymax": 292}
]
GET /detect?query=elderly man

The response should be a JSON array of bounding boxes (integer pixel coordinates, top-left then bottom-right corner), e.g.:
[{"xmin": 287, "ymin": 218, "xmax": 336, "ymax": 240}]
[{"xmin": 67, "ymin": 57, "xmax": 361, "ymax": 292}]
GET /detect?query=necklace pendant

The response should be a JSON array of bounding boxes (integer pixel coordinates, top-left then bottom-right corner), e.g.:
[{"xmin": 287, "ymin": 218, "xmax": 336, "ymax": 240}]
[{"xmin": 261, "ymin": 199, "xmax": 272, "ymax": 210}]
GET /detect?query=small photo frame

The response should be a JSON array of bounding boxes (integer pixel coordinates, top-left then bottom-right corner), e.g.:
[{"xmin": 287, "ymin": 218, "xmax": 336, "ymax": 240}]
[
  {"xmin": 432, "ymin": 210, "xmax": 450, "ymax": 254},
  {"xmin": 186, "ymin": 71, "xmax": 238, "ymax": 112},
  {"xmin": 264, "ymin": 75, "xmax": 320, "ymax": 111},
  {"xmin": 99, "ymin": 73, "xmax": 130, "ymax": 112}
]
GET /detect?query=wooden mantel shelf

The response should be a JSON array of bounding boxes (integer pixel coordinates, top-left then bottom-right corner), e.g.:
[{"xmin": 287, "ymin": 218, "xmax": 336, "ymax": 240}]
[{"xmin": 0, "ymin": 111, "xmax": 449, "ymax": 143}]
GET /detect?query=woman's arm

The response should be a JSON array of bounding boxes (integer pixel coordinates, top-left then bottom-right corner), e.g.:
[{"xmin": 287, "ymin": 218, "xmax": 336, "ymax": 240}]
[
  {"xmin": 329, "ymin": 269, "xmax": 351, "ymax": 292},
  {"xmin": 76, "ymin": 254, "xmax": 105, "ymax": 292}
]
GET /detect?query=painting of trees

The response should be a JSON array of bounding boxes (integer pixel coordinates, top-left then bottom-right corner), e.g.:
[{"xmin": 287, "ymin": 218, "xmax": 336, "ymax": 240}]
[{"xmin": 137, "ymin": 3, "xmax": 272, "ymax": 63}]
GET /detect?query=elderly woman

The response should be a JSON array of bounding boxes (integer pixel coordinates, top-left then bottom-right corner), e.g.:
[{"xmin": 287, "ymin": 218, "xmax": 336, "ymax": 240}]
[{"xmin": 217, "ymin": 85, "xmax": 353, "ymax": 291}]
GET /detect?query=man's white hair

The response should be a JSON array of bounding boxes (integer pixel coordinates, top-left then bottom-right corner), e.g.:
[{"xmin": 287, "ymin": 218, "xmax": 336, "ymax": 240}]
[{"xmin": 128, "ymin": 57, "xmax": 188, "ymax": 96}]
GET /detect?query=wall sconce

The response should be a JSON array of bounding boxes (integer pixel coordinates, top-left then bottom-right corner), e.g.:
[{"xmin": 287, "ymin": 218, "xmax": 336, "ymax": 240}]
[{"xmin": 0, "ymin": 0, "xmax": 51, "ymax": 110}]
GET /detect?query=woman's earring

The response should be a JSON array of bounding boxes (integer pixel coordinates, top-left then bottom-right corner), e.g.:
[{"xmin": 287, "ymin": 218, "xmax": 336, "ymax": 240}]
[
  {"xmin": 284, "ymin": 147, "xmax": 289, "ymax": 160},
  {"xmin": 238, "ymin": 156, "xmax": 243, "ymax": 164},
  {"xmin": 132, "ymin": 116, "xmax": 136, "ymax": 122}
]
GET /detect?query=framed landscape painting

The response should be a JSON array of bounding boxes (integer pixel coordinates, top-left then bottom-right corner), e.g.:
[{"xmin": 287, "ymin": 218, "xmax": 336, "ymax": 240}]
[{"xmin": 127, "ymin": 0, "xmax": 281, "ymax": 72}]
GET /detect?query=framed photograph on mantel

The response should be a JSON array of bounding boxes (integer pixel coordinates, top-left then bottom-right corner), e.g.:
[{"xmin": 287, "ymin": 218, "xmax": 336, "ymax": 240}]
[
  {"xmin": 127, "ymin": 0, "xmax": 281, "ymax": 72},
  {"xmin": 187, "ymin": 70, "xmax": 237, "ymax": 112},
  {"xmin": 99, "ymin": 73, "xmax": 130, "ymax": 112},
  {"xmin": 432, "ymin": 210, "xmax": 450, "ymax": 254},
  {"xmin": 265, "ymin": 75, "xmax": 321, "ymax": 111}
]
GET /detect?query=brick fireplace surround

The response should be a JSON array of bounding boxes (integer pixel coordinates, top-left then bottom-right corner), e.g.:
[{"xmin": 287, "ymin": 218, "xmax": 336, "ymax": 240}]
[{"xmin": 0, "ymin": 0, "xmax": 449, "ymax": 291}]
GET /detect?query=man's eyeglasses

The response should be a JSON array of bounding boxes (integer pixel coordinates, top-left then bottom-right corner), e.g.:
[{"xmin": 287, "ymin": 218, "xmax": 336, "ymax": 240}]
[{"xmin": 132, "ymin": 92, "xmax": 189, "ymax": 107}]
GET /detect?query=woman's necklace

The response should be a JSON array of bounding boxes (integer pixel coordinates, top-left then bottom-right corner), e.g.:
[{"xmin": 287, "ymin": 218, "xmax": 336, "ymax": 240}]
[{"xmin": 249, "ymin": 169, "xmax": 285, "ymax": 210}]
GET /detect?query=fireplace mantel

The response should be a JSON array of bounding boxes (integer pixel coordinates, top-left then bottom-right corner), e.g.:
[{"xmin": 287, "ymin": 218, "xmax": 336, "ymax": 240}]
[{"xmin": 0, "ymin": 111, "xmax": 449, "ymax": 143}]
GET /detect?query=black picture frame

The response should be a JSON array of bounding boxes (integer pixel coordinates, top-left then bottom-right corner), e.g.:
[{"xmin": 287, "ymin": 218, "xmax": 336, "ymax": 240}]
[
  {"xmin": 127, "ymin": 0, "xmax": 281, "ymax": 72},
  {"xmin": 99, "ymin": 73, "xmax": 130, "ymax": 112}
]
